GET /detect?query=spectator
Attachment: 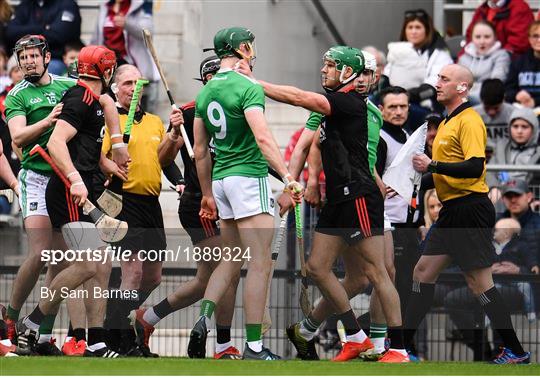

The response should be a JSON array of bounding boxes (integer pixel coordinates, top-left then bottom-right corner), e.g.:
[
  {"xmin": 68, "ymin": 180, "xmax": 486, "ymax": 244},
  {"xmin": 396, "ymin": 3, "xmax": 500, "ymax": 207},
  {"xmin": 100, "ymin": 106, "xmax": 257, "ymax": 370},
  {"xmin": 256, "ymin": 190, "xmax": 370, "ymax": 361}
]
[
  {"xmin": 489, "ymin": 108, "xmax": 540, "ymax": 185},
  {"xmin": 505, "ymin": 20, "xmax": 540, "ymax": 108},
  {"xmin": 0, "ymin": 55, "xmax": 23, "ymax": 118},
  {"xmin": 418, "ymin": 189, "xmax": 441, "ymax": 241},
  {"xmin": 458, "ymin": 21, "xmax": 510, "ymax": 102},
  {"xmin": 473, "ymin": 79, "xmax": 515, "ymax": 147},
  {"xmin": 0, "ymin": 0, "xmax": 12, "ymax": 51},
  {"xmin": 61, "ymin": 40, "xmax": 83, "ymax": 76},
  {"xmin": 361, "ymin": 45, "xmax": 389, "ymax": 105},
  {"xmin": 5, "ymin": 0, "xmax": 81, "ymax": 75},
  {"xmin": 424, "ymin": 113, "xmax": 442, "ymax": 159},
  {"xmin": 0, "ymin": 47, "xmax": 10, "ymax": 93},
  {"xmin": 92, "ymin": 0, "xmax": 160, "ymax": 113},
  {"xmin": 465, "ymin": 0, "xmax": 533, "ymax": 56},
  {"xmin": 384, "ymin": 9, "xmax": 453, "ymax": 103}
]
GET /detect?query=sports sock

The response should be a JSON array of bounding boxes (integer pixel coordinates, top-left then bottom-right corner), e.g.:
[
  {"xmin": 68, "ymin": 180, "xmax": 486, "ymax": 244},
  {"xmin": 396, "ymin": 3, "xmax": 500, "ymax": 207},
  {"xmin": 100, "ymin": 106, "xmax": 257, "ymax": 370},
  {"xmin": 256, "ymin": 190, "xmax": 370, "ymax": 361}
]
[
  {"xmin": 338, "ymin": 309, "xmax": 366, "ymax": 342},
  {"xmin": 147, "ymin": 298, "xmax": 174, "ymax": 325},
  {"xmin": 387, "ymin": 326, "xmax": 405, "ymax": 351},
  {"xmin": 216, "ymin": 324, "xmax": 231, "ymax": 344},
  {"xmin": 74, "ymin": 328, "xmax": 86, "ymax": 342},
  {"xmin": 88, "ymin": 327, "xmax": 106, "ymax": 349},
  {"xmin": 403, "ymin": 281, "xmax": 435, "ymax": 350},
  {"xmin": 216, "ymin": 341, "xmax": 232, "ymax": 354},
  {"xmin": 136, "ymin": 291, "xmax": 152, "ymax": 308},
  {"xmin": 478, "ymin": 286, "xmax": 525, "ymax": 356},
  {"xmin": 246, "ymin": 324, "xmax": 262, "ymax": 352},
  {"xmin": 199, "ymin": 299, "xmax": 216, "ymax": 318},
  {"xmin": 299, "ymin": 315, "xmax": 321, "ymax": 340},
  {"xmin": 26, "ymin": 305, "xmax": 45, "ymax": 330},
  {"xmin": 37, "ymin": 314, "xmax": 56, "ymax": 342},
  {"xmin": 7, "ymin": 306, "xmax": 20, "ymax": 321}
]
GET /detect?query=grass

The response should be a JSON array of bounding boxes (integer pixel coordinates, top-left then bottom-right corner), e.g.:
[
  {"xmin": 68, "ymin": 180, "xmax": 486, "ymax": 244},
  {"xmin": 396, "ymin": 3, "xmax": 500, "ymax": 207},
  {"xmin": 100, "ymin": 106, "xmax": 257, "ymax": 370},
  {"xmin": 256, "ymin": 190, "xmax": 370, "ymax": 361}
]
[{"xmin": 0, "ymin": 357, "xmax": 538, "ymax": 376}]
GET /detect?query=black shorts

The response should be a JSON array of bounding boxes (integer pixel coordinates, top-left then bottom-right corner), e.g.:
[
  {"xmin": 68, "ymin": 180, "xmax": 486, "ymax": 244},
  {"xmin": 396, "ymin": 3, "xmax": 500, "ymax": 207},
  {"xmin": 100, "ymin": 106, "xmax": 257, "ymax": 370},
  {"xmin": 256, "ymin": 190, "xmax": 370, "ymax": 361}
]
[
  {"xmin": 179, "ymin": 192, "xmax": 219, "ymax": 245},
  {"xmin": 112, "ymin": 192, "xmax": 167, "ymax": 253},
  {"xmin": 423, "ymin": 193, "xmax": 496, "ymax": 271},
  {"xmin": 46, "ymin": 173, "xmax": 94, "ymax": 229},
  {"xmin": 316, "ymin": 190, "xmax": 384, "ymax": 245}
]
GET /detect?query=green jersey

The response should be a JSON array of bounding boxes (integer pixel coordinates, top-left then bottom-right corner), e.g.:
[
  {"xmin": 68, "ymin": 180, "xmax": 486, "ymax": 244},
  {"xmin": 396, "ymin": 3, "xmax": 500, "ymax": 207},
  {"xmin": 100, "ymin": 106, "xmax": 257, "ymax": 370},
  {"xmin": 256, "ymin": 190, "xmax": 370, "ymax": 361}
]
[
  {"xmin": 195, "ymin": 69, "xmax": 267, "ymax": 180},
  {"xmin": 366, "ymin": 99, "xmax": 383, "ymax": 177},
  {"xmin": 304, "ymin": 111, "xmax": 323, "ymax": 131},
  {"xmin": 5, "ymin": 74, "xmax": 76, "ymax": 174}
]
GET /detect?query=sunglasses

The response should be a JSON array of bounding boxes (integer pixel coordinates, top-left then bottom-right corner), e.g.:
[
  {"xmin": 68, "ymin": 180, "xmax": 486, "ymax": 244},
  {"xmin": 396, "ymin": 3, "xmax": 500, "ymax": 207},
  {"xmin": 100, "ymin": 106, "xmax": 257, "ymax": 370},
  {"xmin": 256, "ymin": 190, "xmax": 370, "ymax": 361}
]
[{"xmin": 405, "ymin": 9, "xmax": 429, "ymax": 20}]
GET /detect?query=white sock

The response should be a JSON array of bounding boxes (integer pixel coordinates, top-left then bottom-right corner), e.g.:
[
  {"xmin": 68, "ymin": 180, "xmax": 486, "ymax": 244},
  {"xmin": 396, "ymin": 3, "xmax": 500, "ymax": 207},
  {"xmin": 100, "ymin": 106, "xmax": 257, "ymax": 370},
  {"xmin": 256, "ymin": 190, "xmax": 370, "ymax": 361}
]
[
  {"xmin": 389, "ymin": 348, "xmax": 408, "ymax": 356},
  {"xmin": 87, "ymin": 342, "xmax": 106, "ymax": 351},
  {"xmin": 64, "ymin": 336, "xmax": 73, "ymax": 343},
  {"xmin": 143, "ymin": 307, "xmax": 161, "ymax": 326},
  {"xmin": 247, "ymin": 340, "xmax": 262, "ymax": 353},
  {"xmin": 0, "ymin": 339, "xmax": 12, "ymax": 347},
  {"xmin": 23, "ymin": 317, "xmax": 39, "ymax": 331},
  {"xmin": 216, "ymin": 341, "xmax": 232, "ymax": 354},
  {"xmin": 345, "ymin": 329, "xmax": 368, "ymax": 343},
  {"xmin": 299, "ymin": 323, "xmax": 315, "ymax": 341},
  {"xmin": 38, "ymin": 334, "xmax": 52, "ymax": 344},
  {"xmin": 372, "ymin": 337, "xmax": 386, "ymax": 353}
]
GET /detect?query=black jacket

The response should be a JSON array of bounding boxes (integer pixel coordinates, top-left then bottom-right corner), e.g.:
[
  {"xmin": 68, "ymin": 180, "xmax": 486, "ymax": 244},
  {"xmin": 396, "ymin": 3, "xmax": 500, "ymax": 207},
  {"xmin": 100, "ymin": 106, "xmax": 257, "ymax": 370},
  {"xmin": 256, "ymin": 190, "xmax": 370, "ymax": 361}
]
[{"xmin": 505, "ymin": 49, "xmax": 540, "ymax": 106}]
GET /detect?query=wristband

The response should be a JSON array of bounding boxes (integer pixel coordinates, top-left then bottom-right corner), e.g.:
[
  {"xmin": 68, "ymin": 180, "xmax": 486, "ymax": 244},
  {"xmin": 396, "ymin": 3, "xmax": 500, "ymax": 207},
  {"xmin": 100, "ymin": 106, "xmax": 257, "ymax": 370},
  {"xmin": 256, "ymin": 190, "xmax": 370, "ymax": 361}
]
[
  {"xmin": 71, "ymin": 181, "xmax": 85, "ymax": 187},
  {"xmin": 428, "ymin": 160, "xmax": 438, "ymax": 173},
  {"xmin": 282, "ymin": 173, "xmax": 293, "ymax": 185},
  {"xmin": 66, "ymin": 171, "xmax": 80, "ymax": 179},
  {"xmin": 110, "ymin": 134, "xmax": 122, "ymax": 139},
  {"xmin": 112, "ymin": 143, "xmax": 125, "ymax": 150}
]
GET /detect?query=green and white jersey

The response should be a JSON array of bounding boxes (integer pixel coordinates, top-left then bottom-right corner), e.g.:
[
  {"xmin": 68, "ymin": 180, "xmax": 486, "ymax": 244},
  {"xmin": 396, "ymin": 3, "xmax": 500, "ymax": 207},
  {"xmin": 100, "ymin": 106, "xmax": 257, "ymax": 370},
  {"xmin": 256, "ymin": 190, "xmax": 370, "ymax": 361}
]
[
  {"xmin": 366, "ymin": 98, "xmax": 383, "ymax": 177},
  {"xmin": 5, "ymin": 74, "xmax": 76, "ymax": 174},
  {"xmin": 304, "ymin": 111, "xmax": 323, "ymax": 131},
  {"xmin": 195, "ymin": 69, "xmax": 267, "ymax": 180}
]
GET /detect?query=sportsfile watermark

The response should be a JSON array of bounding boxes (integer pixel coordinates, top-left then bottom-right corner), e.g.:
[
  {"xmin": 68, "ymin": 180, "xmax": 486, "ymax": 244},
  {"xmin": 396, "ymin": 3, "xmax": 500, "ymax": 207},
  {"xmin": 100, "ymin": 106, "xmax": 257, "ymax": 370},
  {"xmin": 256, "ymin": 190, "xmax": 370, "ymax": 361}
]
[{"xmin": 40, "ymin": 245, "xmax": 251, "ymax": 265}]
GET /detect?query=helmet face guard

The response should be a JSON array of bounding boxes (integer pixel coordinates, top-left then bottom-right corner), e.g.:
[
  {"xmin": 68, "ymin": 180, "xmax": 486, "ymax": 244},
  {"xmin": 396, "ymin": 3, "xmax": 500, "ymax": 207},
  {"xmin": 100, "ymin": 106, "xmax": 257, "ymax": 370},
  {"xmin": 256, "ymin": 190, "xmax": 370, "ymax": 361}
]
[
  {"xmin": 356, "ymin": 50, "xmax": 378, "ymax": 94},
  {"xmin": 14, "ymin": 35, "xmax": 50, "ymax": 83},
  {"xmin": 322, "ymin": 46, "xmax": 364, "ymax": 91},
  {"xmin": 213, "ymin": 27, "xmax": 256, "ymax": 67},
  {"xmin": 77, "ymin": 45, "xmax": 117, "ymax": 93}
]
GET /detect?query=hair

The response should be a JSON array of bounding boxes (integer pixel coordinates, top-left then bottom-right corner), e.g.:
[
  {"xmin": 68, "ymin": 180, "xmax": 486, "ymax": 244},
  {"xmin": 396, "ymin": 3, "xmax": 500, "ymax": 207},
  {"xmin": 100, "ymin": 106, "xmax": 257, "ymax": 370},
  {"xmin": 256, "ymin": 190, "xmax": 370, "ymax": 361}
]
[
  {"xmin": 399, "ymin": 9, "xmax": 434, "ymax": 49},
  {"xmin": 63, "ymin": 40, "xmax": 85, "ymax": 56},
  {"xmin": 471, "ymin": 20, "xmax": 496, "ymax": 38},
  {"xmin": 379, "ymin": 86, "xmax": 409, "ymax": 105},
  {"xmin": 0, "ymin": 0, "xmax": 12, "ymax": 25},
  {"xmin": 361, "ymin": 45, "xmax": 387, "ymax": 66},
  {"xmin": 113, "ymin": 64, "xmax": 141, "ymax": 84},
  {"xmin": 423, "ymin": 189, "xmax": 440, "ymax": 228},
  {"xmin": 480, "ymin": 78, "xmax": 505, "ymax": 106},
  {"xmin": 528, "ymin": 20, "xmax": 540, "ymax": 35}
]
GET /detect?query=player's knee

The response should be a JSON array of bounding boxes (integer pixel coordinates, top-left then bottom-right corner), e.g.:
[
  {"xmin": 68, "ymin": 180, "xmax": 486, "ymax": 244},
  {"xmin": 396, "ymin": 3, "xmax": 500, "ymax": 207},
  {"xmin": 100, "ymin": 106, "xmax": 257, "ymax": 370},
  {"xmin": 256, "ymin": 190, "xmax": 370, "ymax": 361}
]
[
  {"xmin": 123, "ymin": 268, "xmax": 143, "ymax": 288},
  {"xmin": 412, "ymin": 262, "xmax": 430, "ymax": 282},
  {"xmin": 82, "ymin": 262, "xmax": 98, "ymax": 280},
  {"xmin": 386, "ymin": 264, "xmax": 396, "ymax": 282},
  {"xmin": 306, "ymin": 261, "xmax": 327, "ymax": 282}
]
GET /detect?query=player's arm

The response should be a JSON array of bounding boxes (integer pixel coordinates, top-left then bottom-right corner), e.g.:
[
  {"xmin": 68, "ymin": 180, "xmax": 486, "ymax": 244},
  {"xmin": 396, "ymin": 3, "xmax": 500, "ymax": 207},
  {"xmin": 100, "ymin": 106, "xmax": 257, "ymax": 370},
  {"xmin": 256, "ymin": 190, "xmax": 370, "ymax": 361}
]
[
  {"xmin": 288, "ymin": 128, "xmax": 316, "ymax": 180},
  {"xmin": 100, "ymin": 94, "xmax": 130, "ymax": 169},
  {"xmin": 158, "ymin": 107, "xmax": 185, "ymax": 167},
  {"xmin": 8, "ymin": 103, "xmax": 63, "ymax": 148},
  {"xmin": 259, "ymin": 80, "xmax": 332, "ymax": 116},
  {"xmin": 0, "ymin": 141, "xmax": 18, "ymax": 195},
  {"xmin": 194, "ymin": 116, "xmax": 217, "ymax": 219},
  {"xmin": 304, "ymin": 128, "xmax": 323, "ymax": 207},
  {"xmin": 47, "ymin": 120, "xmax": 87, "ymax": 205}
]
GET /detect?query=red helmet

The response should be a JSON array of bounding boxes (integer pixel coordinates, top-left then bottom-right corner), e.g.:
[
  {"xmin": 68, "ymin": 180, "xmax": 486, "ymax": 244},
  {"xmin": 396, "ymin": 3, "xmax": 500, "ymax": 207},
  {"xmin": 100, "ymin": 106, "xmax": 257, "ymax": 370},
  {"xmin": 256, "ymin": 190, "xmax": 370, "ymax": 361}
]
[{"xmin": 77, "ymin": 45, "xmax": 116, "ymax": 80}]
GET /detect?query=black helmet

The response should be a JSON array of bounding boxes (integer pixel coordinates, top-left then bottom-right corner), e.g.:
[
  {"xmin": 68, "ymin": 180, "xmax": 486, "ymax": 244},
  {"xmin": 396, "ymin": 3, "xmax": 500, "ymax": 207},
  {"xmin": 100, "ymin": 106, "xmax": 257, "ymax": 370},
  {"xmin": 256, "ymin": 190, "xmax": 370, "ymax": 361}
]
[
  {"xmin": 195, "ymin": 55, "xmax": 220, "ymax": 84},
  {"xmin": 13, "ymin": 35, "xmax": 50, "ymax": 83}
]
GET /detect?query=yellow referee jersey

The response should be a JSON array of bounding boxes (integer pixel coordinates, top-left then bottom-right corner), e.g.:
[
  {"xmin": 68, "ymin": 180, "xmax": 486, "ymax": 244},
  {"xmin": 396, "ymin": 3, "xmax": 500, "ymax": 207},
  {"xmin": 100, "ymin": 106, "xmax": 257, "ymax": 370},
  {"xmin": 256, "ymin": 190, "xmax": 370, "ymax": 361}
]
[
  {"xmin": 432, "ymin": 103, "xmax": 489, "ymax": 202},
  {"xmin": 102, "ymin": 112, "xmax": 165, "ymax": 196}
]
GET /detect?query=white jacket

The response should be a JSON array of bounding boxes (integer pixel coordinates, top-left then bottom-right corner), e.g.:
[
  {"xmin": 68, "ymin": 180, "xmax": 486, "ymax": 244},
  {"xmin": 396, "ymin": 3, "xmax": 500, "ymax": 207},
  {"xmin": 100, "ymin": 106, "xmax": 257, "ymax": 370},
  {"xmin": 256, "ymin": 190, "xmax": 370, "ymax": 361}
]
[
  {"xmin": 91, "ymin": 0, "xmax": 159, "ymax": 81},
  {"xmin": 384, "ymin": 41, "xmax": 453, "ymax": 89}
]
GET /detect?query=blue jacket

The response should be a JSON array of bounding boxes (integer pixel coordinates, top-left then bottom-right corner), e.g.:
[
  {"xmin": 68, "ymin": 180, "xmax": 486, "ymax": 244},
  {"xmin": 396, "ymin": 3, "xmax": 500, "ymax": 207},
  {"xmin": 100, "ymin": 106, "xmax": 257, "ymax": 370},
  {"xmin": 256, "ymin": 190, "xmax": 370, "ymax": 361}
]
[
  {"xmin": 6, "ymin": 0, "xmax": 81, "ymax": 59},
  {"xmin": 501, "ymin": 208, "xmax": 540, "ymax": 267}
]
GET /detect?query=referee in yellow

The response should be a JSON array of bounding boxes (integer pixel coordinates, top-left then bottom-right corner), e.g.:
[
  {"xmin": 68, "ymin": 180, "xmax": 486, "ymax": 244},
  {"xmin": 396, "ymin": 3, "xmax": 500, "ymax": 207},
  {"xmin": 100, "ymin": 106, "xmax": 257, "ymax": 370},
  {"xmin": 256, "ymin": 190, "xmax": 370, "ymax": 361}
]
[
  {"xmin": 101, "ymin": 64, "xmax": 183, "ymax": 357},
  {"xmin": 404, "ymin": 64, "xmax": 529, "ymax": 364}
]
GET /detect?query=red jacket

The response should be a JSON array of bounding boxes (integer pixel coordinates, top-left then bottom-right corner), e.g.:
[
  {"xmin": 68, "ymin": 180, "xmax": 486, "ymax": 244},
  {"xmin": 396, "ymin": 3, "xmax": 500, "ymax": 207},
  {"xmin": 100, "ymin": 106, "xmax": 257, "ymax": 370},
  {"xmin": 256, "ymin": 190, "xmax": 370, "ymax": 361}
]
[{"xmin": 465, "ymin": 0, "xmax": 533, "ymax": 56}]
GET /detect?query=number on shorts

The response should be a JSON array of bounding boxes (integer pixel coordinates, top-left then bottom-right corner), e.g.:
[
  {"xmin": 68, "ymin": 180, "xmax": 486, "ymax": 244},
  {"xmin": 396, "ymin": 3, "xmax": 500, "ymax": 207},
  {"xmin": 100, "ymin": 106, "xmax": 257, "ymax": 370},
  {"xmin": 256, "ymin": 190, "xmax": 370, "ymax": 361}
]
[{"xmin": 207, "ymin": 101, "xmax": 227, "ymax": 139}]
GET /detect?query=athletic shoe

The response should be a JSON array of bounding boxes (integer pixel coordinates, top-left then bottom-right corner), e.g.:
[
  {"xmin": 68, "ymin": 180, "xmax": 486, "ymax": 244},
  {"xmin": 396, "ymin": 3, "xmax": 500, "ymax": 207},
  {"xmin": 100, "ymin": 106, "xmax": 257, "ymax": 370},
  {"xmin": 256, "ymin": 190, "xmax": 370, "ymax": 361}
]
[
  {"xmin": 83, "ymin": 346, "xmax": 120, "ymax": 358},
  {"xmin": 359, "ymin": 347, "xmax": 385, "ymax": 361},
  {"xmin": 62, "ymin": 338, "xmax": 85, "ymax": 356},
  {"xmin": 214, "ymin": 346, "xmax": 242, "ymax": 359},
  {"xmin": 129, "ymin": 309, "xmax": 155, "ymax": 346},
  {"xmin": 406, "ymin": 349, "xmax": 420, "ymax": 362},
  {"xmin": 34, "ymin": 338, "xmax": 63, "ymax": 356},
  {"xmin": 242, "ymin": 343, "xmax": 281, "ymax": 360},
  {"xmin": 378, "ymin": 349, "xmax": 410, "ymax": 363},
  {"xmin": 187, "ymin": 317, "xmax": 208, "ymax": 359},
  {"xmin": 138, "ymin": 344, "xmax": 159, "ymax": 358},
  {"xmin": 15, "ymin": 318, "xmax": 37, "ymax": 351},
  {"xmin": 0, "ymin": 340, "xmax": 30, "ymax": 356},
  {"xmin": 286, "ymin": 323, "xmax": 319, "ymax": 360},
  {"xmin": 332, "ymin": 338, "xmax": 374, "ymax": 362},
  {"xmin": 491, "ymin": 348, "xmax": 530, "ymax": 364},
  {"xmin": 5, "ymin": 319, "xmax": 17, "ymax": 344}
]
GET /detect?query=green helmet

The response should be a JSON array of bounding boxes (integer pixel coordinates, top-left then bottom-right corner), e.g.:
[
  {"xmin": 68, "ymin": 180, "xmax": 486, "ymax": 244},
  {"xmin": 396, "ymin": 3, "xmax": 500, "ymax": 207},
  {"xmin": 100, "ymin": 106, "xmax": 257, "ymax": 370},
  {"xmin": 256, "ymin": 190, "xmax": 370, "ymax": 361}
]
[
  {"xmin": 213, "ymin": 27, "xmax": 255, "ymax": 59},
  {"xmin": 323, "ymin": 46, "xmax": 365, "ymax": 76}
]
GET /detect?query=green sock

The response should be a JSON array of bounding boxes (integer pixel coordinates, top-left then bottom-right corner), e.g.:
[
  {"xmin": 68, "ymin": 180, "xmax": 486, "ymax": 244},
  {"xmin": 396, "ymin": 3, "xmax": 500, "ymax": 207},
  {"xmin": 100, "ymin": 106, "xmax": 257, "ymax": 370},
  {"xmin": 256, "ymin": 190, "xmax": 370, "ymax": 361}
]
[
  {"xmin": 246, "ymin": 324, "xmax": 262, "ymax": 342},
  {"xmin": 369, "ymin": 322, "xmax": 387, "ymax": 339},
  {"xmin": 6, "ymin": 306, "xmax": 20, "ymax": 321},
  {"xmin": 199, "ymin": 299, "xmax": 215, "ymax": 318},
  {"xmin": 39, "ymin": 314, "xmax": 57, "ymax": 335}
]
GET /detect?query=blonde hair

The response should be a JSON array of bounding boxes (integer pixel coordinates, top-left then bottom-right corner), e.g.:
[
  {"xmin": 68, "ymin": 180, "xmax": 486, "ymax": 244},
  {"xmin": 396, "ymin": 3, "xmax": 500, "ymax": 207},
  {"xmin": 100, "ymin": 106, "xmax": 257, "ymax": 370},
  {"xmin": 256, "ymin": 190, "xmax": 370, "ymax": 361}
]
[
  {"xmin": 423, "ymin": 189, "xmax": 440, "ymax": 228},
  {"xmin": 0, "ymin": 0, "xmax": 12, "ymax": 24}
]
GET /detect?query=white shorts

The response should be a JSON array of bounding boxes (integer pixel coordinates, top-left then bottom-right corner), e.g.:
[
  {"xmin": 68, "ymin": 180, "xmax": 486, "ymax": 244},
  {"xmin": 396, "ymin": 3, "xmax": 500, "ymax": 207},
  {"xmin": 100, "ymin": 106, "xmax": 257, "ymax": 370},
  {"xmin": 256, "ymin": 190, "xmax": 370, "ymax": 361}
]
[
  {"xmin": 18, "ymin": 169, "xmax": 50, "ymax": 219},
  {"xmin": 212, "ymin": 176, "xmax": 275, "ymax": 220},
  {"xmin": 384, "ymin": 211, "xmax": 394, "ymax": 232}
]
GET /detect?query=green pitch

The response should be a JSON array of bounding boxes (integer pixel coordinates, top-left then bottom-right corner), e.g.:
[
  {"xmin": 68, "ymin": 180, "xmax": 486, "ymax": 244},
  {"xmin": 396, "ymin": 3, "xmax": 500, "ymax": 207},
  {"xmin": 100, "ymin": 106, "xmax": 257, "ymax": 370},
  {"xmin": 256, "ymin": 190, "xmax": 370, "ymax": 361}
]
[{"xmin": 0, "ymin": 357, "xmax": 538, "ymax": 376}]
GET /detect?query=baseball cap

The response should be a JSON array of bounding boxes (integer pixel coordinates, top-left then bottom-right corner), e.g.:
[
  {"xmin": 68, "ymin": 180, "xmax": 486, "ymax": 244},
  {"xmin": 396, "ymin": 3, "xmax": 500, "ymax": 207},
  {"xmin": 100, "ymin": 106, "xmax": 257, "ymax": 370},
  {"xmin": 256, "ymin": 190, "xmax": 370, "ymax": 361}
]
[{"xmin": 502, "ymin": 179, "xmax": 530, "ymax": 196}]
